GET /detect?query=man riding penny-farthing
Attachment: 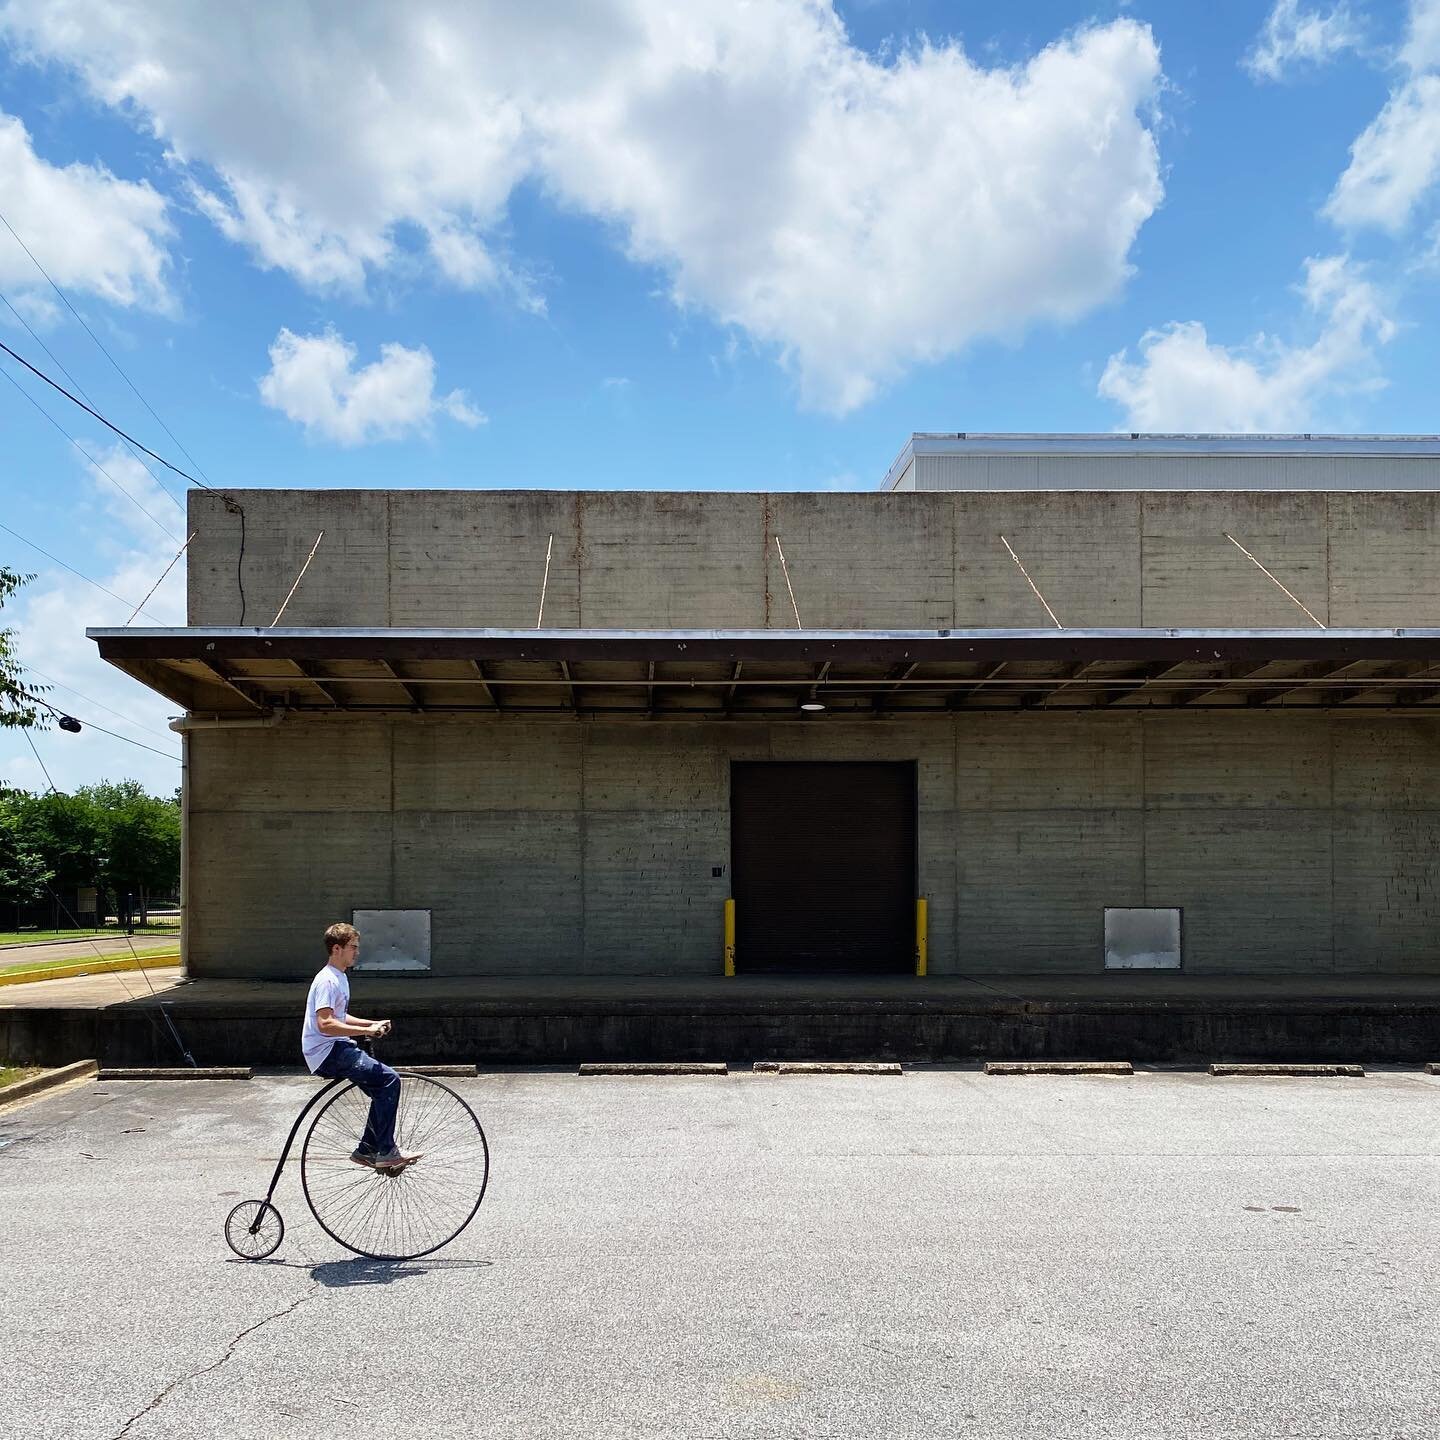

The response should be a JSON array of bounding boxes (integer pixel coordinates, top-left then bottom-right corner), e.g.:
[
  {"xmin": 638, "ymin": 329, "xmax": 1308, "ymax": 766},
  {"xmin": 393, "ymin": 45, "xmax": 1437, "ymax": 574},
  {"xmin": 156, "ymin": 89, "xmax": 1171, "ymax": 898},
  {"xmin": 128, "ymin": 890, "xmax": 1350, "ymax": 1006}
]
[{"xmin": 225, "ymin": 923, "xmax": 489, "ymax": 1261}]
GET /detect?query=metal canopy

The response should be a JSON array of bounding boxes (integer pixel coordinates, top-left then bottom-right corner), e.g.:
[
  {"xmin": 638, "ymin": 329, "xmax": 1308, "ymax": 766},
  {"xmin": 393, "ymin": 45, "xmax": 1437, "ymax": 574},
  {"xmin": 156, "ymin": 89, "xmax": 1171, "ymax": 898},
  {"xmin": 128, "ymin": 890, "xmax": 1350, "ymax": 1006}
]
[{"xmin": 88, "ymin": 626, "xmax": 1440, "ymax": 718}]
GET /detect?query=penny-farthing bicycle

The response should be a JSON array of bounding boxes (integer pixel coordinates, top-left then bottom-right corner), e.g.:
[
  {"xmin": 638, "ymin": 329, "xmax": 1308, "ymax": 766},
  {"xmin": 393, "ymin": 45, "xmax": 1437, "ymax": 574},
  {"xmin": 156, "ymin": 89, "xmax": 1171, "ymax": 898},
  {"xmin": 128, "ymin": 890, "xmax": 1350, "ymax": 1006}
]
[{"xmin": 224, "ymin": 1043, "xmax": 490, "ymax": 1261}]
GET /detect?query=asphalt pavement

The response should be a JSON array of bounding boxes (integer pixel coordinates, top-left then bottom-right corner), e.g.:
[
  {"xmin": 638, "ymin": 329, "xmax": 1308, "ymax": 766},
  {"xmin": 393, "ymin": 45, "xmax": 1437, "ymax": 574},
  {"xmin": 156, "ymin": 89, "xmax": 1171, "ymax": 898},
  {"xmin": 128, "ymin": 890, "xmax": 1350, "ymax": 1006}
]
[{"xmin": 1, "ymin": 1067, "xmax": 1438, "ymax": 1439}]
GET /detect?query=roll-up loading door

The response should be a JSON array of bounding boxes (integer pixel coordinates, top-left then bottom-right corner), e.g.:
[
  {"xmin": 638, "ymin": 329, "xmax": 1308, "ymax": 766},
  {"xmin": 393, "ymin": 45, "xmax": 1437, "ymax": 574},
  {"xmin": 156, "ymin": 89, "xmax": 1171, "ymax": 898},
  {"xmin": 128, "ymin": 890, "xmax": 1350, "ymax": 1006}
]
[{"xmin": 730, "ymin": 761, "xmax": 917, "ymax": 973}]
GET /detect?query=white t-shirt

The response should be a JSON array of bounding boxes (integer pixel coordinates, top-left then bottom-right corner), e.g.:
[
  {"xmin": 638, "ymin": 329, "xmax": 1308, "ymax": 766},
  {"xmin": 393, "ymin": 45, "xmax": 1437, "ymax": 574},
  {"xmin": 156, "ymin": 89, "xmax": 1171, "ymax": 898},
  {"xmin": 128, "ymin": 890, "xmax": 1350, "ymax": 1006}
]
[{"xmin": 301, "ymin": 964, "xmax": 351, "ymax": 1072}]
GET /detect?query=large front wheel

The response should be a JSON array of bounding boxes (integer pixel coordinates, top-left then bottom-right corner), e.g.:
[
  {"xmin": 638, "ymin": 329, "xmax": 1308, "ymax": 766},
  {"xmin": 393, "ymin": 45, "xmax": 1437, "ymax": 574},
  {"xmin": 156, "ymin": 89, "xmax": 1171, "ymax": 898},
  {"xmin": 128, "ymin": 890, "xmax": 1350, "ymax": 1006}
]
[{"xmin": 301, "ymin": 1072, "xmax": 490, "ymax": 1260}]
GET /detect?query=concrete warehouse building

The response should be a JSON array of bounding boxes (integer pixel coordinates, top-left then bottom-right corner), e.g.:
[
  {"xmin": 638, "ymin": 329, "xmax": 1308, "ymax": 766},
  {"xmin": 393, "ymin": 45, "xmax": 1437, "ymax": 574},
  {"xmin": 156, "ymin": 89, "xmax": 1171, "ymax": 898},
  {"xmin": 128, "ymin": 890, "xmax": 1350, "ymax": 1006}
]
[{"xmin": 91, "ymin": 435, "xmax": 1440, "ymax": 992}]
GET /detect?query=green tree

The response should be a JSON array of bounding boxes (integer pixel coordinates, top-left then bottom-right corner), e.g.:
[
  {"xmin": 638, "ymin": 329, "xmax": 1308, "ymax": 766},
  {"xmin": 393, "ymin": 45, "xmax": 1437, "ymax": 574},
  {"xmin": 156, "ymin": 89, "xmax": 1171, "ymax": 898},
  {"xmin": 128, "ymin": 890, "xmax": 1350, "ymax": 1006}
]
[
  {"xmin": 0, "ymin": 789, "xmax": 53, "ymax": 916},
  {"xmin": 16, "ymin": 789, "xmax": 105, "ymax": 891},
  {"xmin": 81, "ymin": 781, "xmax": 181, "ymax": 924},
  {"xmin": 0, "ymin": 568, "xmax": 46, "ymax": 729}
]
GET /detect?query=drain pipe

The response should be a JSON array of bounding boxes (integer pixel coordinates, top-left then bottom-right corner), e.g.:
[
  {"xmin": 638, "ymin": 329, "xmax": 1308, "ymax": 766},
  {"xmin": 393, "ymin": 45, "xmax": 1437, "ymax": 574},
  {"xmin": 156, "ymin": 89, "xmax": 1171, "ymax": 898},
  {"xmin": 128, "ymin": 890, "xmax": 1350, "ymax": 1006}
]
[
  {"xmin": 177, "ymin": 725, "xmax": 188, "ymax": 979},
  {"xmin": 168, "ymin": 708, "xmax": 288, "ymax": 733},
  {"xmin": 168, "ymin": 710, "xmax": 286, "ymax": 976}
]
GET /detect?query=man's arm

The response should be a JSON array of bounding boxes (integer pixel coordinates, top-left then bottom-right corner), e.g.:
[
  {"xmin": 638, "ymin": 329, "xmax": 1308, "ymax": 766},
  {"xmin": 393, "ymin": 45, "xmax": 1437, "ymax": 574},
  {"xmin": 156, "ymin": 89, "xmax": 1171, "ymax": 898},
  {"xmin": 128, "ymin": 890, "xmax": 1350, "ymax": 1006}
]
[
  {"xmin": 346, "ymin": 1011, "xmax": 393, "ymax": 1031},
  {"xmin": 316, "ymin": 1007, "xmax": 388, "ymax": 1039}
]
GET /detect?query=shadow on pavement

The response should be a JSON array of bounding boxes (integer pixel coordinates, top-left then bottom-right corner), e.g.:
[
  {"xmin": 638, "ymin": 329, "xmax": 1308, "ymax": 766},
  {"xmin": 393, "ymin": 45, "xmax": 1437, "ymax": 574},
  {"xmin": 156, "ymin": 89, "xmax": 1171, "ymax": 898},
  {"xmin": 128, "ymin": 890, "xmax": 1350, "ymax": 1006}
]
[
  {"xmin": 222, "ymin": 1256, "xmax": 493, "ymax": 1285},
  {"xmin": 309, "ymin": 1257, "xmax": 494, "ymax": 1287}
]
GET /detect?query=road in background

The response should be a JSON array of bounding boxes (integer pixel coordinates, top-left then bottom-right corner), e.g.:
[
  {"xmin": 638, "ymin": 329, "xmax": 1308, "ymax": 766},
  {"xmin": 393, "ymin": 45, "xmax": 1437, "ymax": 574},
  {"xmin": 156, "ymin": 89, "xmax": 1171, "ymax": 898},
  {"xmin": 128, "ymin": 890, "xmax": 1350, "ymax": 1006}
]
[{"xmin": 0, "ymin": 936, "xmax": 178, "ymax": 970}]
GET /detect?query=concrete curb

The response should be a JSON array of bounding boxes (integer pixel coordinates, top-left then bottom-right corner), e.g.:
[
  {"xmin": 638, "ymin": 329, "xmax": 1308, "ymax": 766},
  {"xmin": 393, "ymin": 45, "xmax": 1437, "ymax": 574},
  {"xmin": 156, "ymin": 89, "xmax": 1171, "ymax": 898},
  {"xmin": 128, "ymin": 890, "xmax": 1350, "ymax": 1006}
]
[
  {"xmin": 753, "ymin": 1061, "xmax": 903, "ymax": 1075},
  {"xmin": 578, "ymin": 1062, "xmax": 728, "ymax": 1076},
  {"xmin": 1209, "ymin": 1063, "xmax": 1365, "ymax": 1077},
  {"xmin": 0, "ymin": 1058, "xmax": 97, "ymax": 1105},
  {"xmin": 400, "ymin": 1064, "xmax": 478, "ymax": 1077},
  {"xmin": 986, "ymin": 1061, "xmax": 1133, "ymax": 1075},
  {"xmin": 97, "ymin": 1067, "xmax": 251, "ymax": 1080}
]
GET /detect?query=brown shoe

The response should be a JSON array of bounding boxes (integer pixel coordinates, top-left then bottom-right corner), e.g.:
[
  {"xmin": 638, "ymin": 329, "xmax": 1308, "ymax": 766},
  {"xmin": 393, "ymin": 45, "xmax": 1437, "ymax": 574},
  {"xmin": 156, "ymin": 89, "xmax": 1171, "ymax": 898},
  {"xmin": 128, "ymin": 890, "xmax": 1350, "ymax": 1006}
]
[{"xmin": 371, "ymin": 1150, "xmax": 421, "ymax": 1171}]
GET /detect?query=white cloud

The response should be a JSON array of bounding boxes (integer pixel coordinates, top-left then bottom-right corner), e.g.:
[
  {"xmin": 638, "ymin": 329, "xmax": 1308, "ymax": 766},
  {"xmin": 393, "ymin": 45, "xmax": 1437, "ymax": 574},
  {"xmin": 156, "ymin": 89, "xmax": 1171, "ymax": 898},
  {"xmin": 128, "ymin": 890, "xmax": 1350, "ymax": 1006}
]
[
  {"xmin": 1097, "ymin": 255, "xmax": 1395, "ymax": 431},
  {"xmin": 257, "ymin": 327, "xmax": 483, "ymax": 445},
  {"xmin": 1244, "ymin": 0, "xmax": 1363, "ymax": 81},
  {"xmin": 0, "ymin": 3, "xmax": 1166, "ymax": 412},
  {"xmin": 1326, "ymin": 1, "xmax": 1440, "ymax": 230},
  {"xmin": 1, "ymin": 445, "xmax": 186, "ymax": 797},
  {"xmin": 1327, "ymin": 74, "xmax": 1440, "ymax": 230},
  {"xmin": 0, "ymin": 110, "xmax": 173, "ymax": 315},
  {"xmin": 1402, "ymin": 0, "xmax": 1440, "ymax": 70}
]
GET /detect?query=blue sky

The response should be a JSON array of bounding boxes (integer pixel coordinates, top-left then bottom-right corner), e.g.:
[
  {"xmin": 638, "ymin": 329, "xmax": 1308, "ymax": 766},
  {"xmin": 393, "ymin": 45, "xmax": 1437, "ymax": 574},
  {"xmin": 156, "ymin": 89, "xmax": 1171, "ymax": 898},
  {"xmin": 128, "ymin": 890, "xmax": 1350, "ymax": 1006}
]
[{"xmin": 1, "ymin": 0, "xmax": 1438, "ymax": 794}]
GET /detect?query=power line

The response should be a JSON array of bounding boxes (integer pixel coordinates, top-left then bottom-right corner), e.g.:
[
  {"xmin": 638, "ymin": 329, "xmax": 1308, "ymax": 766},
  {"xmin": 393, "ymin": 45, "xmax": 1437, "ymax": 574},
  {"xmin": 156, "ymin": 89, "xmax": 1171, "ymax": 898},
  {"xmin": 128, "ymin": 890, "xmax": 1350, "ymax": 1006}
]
[
  {"xmin": 0, "ymin": 284, "xmax": 185, "ymax": 513},
  {"xmin": 0, "ymin": 289, "xmax": 95, "ymax": 410},
  {"xmin": 0, "ymin": 205, "xmax": 214, "ymax": 488},
  {"xmin": 10, "ymin": 681, "xmax": 179, "ymax": 761},
  {"xmin": 59, "ymin": 712, "xmax": 180, "ymax": 762},
  {"xmin": 19, "ymin": 664, "xmax": 178, "ymax": 742},
  {"xmin": 0, "ymin": 362, "xmax": 181, "ymax": 539},
  {"xmin": 21, "ymin": 728, "xmax": 58, "ymax": 793},
  {"xmin": 0, "ymin": 519, "xmax": 165, "ymax": 621},
  {"xmin": 0, "ymin": 217, "xmax": 250, "ymax": 625},
  {"xmin": 0, "ymin": 337, "xmax": 207, "ymax": 492}
]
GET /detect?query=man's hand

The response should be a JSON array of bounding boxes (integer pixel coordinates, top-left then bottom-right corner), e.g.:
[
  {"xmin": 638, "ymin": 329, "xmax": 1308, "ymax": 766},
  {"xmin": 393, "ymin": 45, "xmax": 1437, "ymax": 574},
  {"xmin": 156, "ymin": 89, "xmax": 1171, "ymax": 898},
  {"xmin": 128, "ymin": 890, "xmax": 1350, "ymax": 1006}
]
[{"xmin": 369, "ymin": 1020, "xmax": 392, "ymax": 1038}]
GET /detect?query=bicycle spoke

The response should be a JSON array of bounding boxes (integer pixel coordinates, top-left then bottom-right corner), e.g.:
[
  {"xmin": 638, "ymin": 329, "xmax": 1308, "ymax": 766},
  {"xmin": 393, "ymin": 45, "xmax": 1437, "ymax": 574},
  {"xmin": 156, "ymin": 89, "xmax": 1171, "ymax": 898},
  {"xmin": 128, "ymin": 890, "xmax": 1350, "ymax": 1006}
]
[
  {"xmin": 301, "ymin": 1076, "xmax": 489, "ymax": 1259},
  {"xmin": 224, "ymin": 1200, "xmax": 284, "ymax": 1260}
]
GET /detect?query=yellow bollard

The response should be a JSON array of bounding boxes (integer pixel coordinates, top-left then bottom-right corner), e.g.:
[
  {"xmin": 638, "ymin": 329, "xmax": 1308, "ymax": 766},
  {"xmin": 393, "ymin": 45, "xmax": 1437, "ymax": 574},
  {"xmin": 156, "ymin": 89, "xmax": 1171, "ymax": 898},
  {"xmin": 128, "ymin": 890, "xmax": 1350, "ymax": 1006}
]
[
  {"xmin": 724, "ymin": 898, "xmax": 736, "ymax": 977},
  {"xmin": 915, "ymin": 897, "xmax": 928, "ymax": 977}
]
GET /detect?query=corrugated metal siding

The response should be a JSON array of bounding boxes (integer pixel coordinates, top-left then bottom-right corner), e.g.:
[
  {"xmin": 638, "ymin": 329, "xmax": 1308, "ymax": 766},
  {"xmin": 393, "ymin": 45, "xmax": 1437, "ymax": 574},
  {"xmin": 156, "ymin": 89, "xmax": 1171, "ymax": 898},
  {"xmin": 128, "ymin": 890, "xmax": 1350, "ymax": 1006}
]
[
  {"xmin": 914, "ymin": 454, "xmax": 1440, "ymax": 491},
  {"xmin": 731, "ymin": 761, "xmax": 916, "ymax": 972},
  {"xmin": 889, "ymin": 457, "xmax": 916, "ymax": 490}
]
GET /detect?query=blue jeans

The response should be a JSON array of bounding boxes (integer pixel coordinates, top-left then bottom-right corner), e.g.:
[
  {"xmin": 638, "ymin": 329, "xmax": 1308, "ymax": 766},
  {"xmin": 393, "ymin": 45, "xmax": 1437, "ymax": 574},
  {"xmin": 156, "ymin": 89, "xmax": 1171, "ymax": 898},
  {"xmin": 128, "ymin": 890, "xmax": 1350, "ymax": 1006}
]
[{"xmin": 315, "ymin": 1041, "xmax": 400, "ymax": 1156}]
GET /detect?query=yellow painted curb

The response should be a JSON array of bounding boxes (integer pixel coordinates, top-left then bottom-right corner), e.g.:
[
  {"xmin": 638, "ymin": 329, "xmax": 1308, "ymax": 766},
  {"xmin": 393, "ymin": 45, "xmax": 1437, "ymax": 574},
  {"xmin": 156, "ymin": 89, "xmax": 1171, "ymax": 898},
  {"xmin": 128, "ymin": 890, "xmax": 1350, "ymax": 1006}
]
[{"xmin": 0, "ymin": 953, "xmax": 179, "ymax": 988}]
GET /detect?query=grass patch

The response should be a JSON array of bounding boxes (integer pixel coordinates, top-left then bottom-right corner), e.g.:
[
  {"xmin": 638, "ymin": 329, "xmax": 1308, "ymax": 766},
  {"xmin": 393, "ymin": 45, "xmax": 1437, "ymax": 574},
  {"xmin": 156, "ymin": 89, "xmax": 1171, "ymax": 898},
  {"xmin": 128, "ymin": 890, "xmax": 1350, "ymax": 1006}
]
[
  {"xmin": 0, "ymin": 925, "xmax": 179, "ymax": 945},
  {"xmin": 0, "ymin": 1066, "xmax": 43, "ymax": 1091}
]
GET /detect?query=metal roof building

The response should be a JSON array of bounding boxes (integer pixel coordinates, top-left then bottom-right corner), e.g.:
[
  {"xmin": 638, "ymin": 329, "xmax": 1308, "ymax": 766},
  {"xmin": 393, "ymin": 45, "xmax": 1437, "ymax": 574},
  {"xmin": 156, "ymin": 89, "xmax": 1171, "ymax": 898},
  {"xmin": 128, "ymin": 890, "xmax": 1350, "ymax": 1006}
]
[
  {"xmin": 883, "ymin": 434, "xmax": 1440, "ymax": 492},
  {"xmin": 91, "ymin": 439, "xmax": 1440, "ymax": 988}
]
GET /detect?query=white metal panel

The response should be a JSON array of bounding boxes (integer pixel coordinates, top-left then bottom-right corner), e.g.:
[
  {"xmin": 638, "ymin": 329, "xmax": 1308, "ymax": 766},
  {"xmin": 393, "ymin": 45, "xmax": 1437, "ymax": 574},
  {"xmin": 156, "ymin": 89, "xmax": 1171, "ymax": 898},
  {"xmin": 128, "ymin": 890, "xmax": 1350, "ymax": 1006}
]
[
  {"xmin": 1104, "ymin": 907, "xmax": 1182, "ymax": 969},
  {"xmin": 889, "ymin": 457, "xmax": 916, "ymax": 491},
  {"xmin": 353, "ymin": 908, "xmax": 432, "ymax": 970},
  {"xmin": 908, "ymin": 446, "xmax": 1440, "ymax": 492}
]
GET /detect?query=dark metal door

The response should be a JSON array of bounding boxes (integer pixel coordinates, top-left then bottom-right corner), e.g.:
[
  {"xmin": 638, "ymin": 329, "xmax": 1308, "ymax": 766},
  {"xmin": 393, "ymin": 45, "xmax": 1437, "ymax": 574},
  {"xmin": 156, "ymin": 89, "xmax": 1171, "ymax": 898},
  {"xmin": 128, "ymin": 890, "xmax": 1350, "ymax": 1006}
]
[{"xmin": 731, "ymin": 761, "xmax": 916, "ymax": 973}]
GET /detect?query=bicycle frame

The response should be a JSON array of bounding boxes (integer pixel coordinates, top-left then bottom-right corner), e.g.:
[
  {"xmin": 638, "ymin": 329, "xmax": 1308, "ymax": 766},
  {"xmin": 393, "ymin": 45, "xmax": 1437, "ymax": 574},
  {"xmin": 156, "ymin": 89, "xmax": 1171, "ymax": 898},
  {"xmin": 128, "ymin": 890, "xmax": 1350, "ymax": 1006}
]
[
  {"xmin": 254, "ymin": 1037, "xmax": 390, "ymax": 1214},
  {"xmin": 258, "ymin": 1077, "xmax": 346, "ymax": 1209}
]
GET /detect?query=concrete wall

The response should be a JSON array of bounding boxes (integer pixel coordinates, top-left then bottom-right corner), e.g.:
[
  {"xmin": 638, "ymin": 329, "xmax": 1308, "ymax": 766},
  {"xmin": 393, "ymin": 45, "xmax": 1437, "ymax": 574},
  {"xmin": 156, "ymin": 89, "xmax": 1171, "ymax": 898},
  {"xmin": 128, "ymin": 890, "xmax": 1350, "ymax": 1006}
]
[
  {"xmin": 185, "ymin": 711, "xmax": 1440, "ymax": 978},
  {"xmin": 179, "ymin": 487, "xmax": 1440, "ymax": 979},
  {"xmin": 187, "ymin": 488, "xmax": 1440, "ymax": 629}
]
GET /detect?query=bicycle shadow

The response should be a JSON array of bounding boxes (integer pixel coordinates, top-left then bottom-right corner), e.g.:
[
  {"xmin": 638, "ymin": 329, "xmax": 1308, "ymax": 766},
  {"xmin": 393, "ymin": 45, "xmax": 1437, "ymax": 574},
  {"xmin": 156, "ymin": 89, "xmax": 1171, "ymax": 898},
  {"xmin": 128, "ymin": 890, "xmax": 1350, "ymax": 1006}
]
[
  {"xmin": 308, "ymin": 1257, "xmax": 495, "ymax": 1288},
  {"xmin": 222, "ymin": 1256, "xmax": 493, "ymax": 1286}
]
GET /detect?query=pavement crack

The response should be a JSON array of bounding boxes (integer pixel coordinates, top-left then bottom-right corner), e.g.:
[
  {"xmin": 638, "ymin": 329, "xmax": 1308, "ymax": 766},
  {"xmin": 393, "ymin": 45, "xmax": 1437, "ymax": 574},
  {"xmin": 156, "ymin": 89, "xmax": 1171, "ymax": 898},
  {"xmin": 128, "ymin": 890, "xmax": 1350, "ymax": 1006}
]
[{"xmin": 107, "ymin": 1286, "xmax": 319, "ymax": 1439}]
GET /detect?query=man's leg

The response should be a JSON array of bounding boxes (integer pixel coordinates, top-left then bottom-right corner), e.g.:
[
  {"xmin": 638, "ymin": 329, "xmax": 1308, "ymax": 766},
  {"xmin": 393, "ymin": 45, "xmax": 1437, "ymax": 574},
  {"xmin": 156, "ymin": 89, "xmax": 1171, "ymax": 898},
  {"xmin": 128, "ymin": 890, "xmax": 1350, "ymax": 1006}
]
[
  {"xmin": 315, "ymin": 1043, "xmax": 401, "ymax": 1155},
  {"xmin": 351, "ymin": 1053, "xmax": 401, "ymax": 1156}
]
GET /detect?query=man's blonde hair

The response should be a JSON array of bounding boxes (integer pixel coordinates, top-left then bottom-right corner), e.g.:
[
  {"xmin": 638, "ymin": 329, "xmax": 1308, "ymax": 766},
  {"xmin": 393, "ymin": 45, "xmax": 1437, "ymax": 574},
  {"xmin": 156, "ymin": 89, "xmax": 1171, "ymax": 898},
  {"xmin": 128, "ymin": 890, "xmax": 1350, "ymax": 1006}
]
[{"xmin": 324, "ymin": 922, "xmax": 359, "ymax": 956}]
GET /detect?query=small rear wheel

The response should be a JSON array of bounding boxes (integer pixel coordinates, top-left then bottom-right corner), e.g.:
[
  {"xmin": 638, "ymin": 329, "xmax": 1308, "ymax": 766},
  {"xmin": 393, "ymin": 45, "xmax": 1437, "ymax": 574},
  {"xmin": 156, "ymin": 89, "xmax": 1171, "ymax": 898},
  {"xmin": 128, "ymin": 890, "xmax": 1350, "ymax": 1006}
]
[{"xmin": 224, "ymin": 1199, "xmax": 284, "ymax": 1260}]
